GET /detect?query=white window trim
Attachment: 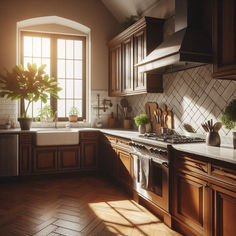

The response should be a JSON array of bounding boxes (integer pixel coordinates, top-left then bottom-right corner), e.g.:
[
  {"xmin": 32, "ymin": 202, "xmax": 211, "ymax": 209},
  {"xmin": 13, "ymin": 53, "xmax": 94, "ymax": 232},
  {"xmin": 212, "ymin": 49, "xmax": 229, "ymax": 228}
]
[{"xmin": 16, "ymin": 16, "xmax": 91, "ymax": 123}]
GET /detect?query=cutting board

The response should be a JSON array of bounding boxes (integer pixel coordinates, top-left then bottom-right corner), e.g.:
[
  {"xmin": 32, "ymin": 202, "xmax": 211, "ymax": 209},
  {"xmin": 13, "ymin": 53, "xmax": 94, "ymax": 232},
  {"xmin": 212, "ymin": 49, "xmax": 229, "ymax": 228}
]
[{"xmin": 145, "ymin": 102, "xmax": 158, "ymax": 131}]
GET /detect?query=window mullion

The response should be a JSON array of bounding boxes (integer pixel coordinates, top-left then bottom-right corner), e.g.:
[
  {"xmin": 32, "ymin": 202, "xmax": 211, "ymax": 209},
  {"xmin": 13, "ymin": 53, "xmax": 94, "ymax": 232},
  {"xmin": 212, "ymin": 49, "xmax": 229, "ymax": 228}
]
[{"xmin": 51, "ymin": 36, "xmax": 57, "ymax": 115}]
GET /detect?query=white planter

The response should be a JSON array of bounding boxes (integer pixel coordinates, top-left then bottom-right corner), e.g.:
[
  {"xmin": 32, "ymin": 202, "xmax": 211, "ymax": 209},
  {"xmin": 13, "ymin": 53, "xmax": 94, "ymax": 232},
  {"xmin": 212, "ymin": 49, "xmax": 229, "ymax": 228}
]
[{"xmin": 138, "ymin": 125, "xmax": 146, "ymax": 134}]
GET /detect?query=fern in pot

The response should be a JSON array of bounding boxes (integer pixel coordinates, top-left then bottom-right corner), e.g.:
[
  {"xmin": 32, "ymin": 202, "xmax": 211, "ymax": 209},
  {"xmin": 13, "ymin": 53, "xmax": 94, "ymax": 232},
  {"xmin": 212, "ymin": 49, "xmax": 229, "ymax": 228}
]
[
  {"xmin": 221, "ymin": 98, "xmax": 236, "ymax": 149},
  {"xmin": 0, "ymin": 63, "xmax": 61, "ymax": 130},
  {"xmin": 134, "ymin": 114, "xmax": 150, "ymax": 134}
]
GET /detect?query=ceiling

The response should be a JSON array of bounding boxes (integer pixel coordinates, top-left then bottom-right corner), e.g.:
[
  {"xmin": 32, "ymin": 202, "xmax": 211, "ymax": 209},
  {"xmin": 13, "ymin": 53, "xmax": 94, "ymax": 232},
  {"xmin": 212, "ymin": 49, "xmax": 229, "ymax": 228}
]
[{"xmin": 101, "ymin": 0, "xmax": 161, "ymax": 22}]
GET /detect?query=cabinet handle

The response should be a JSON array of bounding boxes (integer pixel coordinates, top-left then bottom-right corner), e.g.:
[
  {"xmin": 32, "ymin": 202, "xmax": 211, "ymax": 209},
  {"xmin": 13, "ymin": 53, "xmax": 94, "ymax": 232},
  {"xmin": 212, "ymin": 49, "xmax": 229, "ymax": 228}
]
[
  {"xmin": 205, "ymin": 183, "xmax": 210, "ymax": 188},
  {"xmin": 195, "ymin": 163, "xmax": 207, "ymax": 173}
]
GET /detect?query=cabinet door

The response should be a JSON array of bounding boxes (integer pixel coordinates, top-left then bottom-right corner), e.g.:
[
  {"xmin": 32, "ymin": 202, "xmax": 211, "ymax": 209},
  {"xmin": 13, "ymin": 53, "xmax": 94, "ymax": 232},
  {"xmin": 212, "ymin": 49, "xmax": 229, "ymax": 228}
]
[
  {"xmin": 19, "ymin": 144, "xmax": 32, "ymax": 175},
  {"xmin": 212, "ymin": 184, "xmax": 236, "ymax": 236},
  {"xmin": 173, "ymin": 171, "xmax": 209, "ymax": 235},
  {"xmin": 133, "ymin": 30, "xmax": 147, "ymax": 92},
  {"xmin": 213, "ymin": 0, "xmax": 236, "ymax": 79},
  {"xmin": 109, "ymin": 45, "xmax": 122, "ymax": 96},
  {"xmin": 19, "ymin": 134, "xmax": 32, "ymax": 175},
  {"xmin": 117, "ymin": 148, "xmax": 132, "ymax": 188},
  {"xmin": 81, "ymin": 141, "xmax": 98, "ymax": 169},
  {"xmin": 122, "ymin": 37, "xmax": 133, "ymax": 93},
  {"xmin": 58, "ymin": 146, "xmax": 80, "ymax": 171},
  {"xmin": 33, "ymin": 147, "xmax": 57, "ymax": 173}
]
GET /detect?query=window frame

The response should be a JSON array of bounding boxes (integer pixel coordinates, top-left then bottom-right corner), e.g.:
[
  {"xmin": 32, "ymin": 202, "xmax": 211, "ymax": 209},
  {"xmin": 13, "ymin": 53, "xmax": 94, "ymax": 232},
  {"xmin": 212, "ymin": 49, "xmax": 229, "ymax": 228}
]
[{"xmin": 20, "ymin": 31, "xmax": 86, "ymax": 121}]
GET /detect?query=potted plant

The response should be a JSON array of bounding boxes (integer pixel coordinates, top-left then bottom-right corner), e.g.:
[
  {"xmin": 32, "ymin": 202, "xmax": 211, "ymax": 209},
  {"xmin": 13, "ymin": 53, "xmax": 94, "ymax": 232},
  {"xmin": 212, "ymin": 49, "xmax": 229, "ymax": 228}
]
[
  {"xmin": 0, "ymin": 63, "xmax": 61, "ymax": 130},
  {"xmin": 68, "ymin": 106, "xmax": 79, "ymax": 122},
  {"xmin": 134, "ymin": 114, "xmax": 150, "ymax": 134},
  {"xmin": 36, "ymin": 105, "xmax": 54, "ymax": 122},
  {"xmin": 221, "ymin": 98, "xmax": 236, "ymax": 149}
]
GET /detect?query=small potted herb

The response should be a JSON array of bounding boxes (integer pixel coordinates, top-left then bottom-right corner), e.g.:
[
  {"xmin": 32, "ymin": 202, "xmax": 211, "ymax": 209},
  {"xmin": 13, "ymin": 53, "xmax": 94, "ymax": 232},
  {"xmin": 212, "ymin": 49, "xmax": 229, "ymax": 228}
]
[
  {"xmin": 36, "ymin": 105, "xmax": 54, "ymax": 122},
  {"xmin": 69, "ymin": 106, "xmax": 79, "ymax": 122},
  {"xmin": 134, "ymin": 114, "xmax": 150, "ymax": 134},
  {"xmin": 221, "ymin": 98, "xmax": 236, "ymax": 148}
]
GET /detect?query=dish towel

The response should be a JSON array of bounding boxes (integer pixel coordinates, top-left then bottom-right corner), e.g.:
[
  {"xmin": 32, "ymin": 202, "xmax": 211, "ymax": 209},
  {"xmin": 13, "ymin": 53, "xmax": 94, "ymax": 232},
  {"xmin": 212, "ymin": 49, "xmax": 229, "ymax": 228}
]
[{"xmin": 140, "ymin": 156, "xmax": 153, "ymax": 190}]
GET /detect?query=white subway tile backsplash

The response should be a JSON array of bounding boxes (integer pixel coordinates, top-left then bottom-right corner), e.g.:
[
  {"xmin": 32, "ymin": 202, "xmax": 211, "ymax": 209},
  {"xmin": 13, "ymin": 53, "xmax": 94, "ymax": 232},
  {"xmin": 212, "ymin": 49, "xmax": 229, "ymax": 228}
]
[{"xmin": 126, "ymin": 65, "xmax": 236, "ymax": 137}]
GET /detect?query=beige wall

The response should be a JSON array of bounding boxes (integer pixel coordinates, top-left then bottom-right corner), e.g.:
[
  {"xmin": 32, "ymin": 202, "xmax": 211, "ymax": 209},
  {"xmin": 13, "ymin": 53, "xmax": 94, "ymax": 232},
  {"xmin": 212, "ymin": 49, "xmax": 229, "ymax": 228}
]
[{"xmin": 0, "ymin": 0, "xmax": 119, "ymax": 90}]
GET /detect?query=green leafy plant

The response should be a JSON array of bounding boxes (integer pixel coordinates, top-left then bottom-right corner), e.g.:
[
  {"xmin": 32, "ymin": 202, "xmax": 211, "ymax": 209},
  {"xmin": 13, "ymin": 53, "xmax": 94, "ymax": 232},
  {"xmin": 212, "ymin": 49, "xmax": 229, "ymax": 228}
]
[
  {"xmin": 69, "ymin": 106, "xmax": 79, "ymax": 116},
  {"xmin": 221, "ymin": 99, "xmax": 236, "ymax": 130},
  {"xmin": 134, "ymin": 114, "xmax": 150, "ymax": 126},
  {"xmin": 0, "ymin": 63, "xmax": 62, "ymax": 118},
  {"xmin": 36, "ymin": 105, "xmax": 54, "ymax": 122}
]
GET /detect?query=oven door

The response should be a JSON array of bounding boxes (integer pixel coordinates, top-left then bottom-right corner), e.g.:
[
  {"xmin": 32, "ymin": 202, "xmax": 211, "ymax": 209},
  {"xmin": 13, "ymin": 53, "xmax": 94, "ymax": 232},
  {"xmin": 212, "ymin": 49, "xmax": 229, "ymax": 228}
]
[{"xmin": 133, "ymin": 155, "xmax": 169, "ymax": 212}]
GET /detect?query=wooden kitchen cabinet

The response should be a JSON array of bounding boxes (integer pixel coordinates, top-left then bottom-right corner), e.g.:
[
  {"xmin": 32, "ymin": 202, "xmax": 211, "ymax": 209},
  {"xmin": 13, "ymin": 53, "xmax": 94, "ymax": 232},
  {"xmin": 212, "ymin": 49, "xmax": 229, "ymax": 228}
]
[
  {"xmin": 80, "ymin": 131, "xmax": 99, "ymax": 170},
  {"xmin": 172, "ymin": 150, "xmax": 236, "ymax": 236},
  {"xmin": 19, "ymin": 133, "xmax": 33, "ymax": 175},
  {"xmin": 58, "ymin": 146, "xmax": 80, "ymax": 171},
  {"xmin": 211, "ymin": 184, "xmax": 236, "ymax": 236},
  {"xmin": 212, "ymin": 0, "xmax": 236, "ymax": 80},
  {"xmin": 108, "ymin": 17, "xmax": 164, "ymax": 96},
  {"xmin": 33, "ymin": 147, "xmax": 58, "ymax": 173},
  {"xmin": 172, "ymin": 171, "xmax": 209, "ymax": 236}
]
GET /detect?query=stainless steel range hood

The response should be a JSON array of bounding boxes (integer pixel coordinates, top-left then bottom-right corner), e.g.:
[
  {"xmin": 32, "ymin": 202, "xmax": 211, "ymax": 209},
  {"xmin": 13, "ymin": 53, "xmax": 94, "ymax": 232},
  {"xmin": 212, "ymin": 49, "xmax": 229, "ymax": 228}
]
[{"xmin": 137, "ymin": 0, "xmax": 212, "ymax": 74}]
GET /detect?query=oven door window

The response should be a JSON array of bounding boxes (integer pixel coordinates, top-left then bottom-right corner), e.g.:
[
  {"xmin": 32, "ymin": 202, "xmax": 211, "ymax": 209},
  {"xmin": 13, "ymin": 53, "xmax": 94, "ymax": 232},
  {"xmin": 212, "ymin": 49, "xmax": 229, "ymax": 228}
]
[{"xmin": 151, "ymin": 162, "xmax": 163, "ymax": 197}]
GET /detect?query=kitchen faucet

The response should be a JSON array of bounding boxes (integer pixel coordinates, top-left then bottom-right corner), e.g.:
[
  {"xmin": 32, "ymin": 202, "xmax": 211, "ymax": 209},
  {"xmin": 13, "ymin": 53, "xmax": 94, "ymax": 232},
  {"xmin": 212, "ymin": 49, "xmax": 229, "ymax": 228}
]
[{"xmin": 54, "ymin": 111, "xmax": 58, "ymax": 128}]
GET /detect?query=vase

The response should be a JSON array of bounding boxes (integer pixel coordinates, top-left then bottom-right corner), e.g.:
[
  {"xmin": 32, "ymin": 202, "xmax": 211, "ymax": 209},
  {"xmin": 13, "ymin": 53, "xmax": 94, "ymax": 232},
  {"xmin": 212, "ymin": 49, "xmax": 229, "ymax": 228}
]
[
  {"xmin": 233, "ymin": 131, "xmax": 236, "ymax": 149},
  {"xmin": 18, "ymin": 118, "xmax": 32, "ymax": 130},
  {"xmin": 206, "ymin": 131, "xmax": 221, "ymax": 147},
  {"xmin": 139, "ymin": 125, "xmax": 146, "ymax": 134}
]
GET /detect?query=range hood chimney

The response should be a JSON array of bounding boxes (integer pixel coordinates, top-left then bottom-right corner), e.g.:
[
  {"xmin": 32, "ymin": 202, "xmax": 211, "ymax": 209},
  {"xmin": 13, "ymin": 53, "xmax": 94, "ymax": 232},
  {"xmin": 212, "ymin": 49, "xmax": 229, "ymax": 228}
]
[{"xmin": 137, "ymin": 0, "xmax": 212, "ymax": 74}]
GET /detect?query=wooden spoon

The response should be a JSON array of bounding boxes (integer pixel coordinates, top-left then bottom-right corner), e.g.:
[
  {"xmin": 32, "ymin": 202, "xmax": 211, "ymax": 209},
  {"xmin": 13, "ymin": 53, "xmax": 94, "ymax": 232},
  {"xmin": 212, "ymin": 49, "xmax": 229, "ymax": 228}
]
[{"xmin": 213, "ymin": 122, "xmax": 222, "ymax": 132}]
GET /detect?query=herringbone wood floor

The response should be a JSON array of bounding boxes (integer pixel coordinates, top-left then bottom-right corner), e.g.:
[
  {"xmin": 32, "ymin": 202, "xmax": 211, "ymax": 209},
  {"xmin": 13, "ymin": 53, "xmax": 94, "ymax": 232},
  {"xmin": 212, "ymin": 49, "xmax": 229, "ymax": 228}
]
[{"xmin": 0, "ymin": 174, "xmax": 180, "ymax": 236}]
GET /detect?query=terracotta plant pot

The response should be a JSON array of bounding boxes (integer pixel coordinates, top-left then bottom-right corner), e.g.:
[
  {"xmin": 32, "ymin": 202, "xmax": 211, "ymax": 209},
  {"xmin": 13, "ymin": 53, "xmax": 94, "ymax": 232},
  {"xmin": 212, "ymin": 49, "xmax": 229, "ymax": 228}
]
[
  {"xmin": 69, "ymin": 115, "xmax": 78, "ymax": 122},
  {"xmin": 18, "ymin": 118, "xmax": 32, "ymax": 130}
]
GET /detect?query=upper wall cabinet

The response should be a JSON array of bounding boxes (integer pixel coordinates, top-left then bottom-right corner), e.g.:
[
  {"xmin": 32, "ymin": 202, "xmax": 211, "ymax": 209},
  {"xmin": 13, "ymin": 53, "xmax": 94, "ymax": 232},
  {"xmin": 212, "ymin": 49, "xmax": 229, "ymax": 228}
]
[
  {"xmin": 212, "ymin": 0, "xmax": 236, "ymax": 80},
  {"xmin": 108, "ymin": 17, "xmax": 164, "ymax": 96}
]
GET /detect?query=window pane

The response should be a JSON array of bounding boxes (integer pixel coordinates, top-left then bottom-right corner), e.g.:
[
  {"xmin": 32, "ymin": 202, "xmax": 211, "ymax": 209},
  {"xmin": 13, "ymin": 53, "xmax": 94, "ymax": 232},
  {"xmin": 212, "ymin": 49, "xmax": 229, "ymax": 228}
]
[
  {"xmin": 32, "ymin": 58, "xmax": 41, "ymax": 68},
  {"xmin": 66, "ymin": 100, "xmax": 73, "ymax": 116},
  {"xmin": 58, "ymin": 39, "xmax": 65, "ymax": 58},
  {"xmin": 34, "ymin": 100, "xmax": 42, "ymax": 118},
  {"xmin": 24, "ymin": 58, "xmax": 32, "ymax": 68},
  {"xmin": 75, "ymin": 80, "xmax": 82, "ymax": 99},
  {"xmin": 66, "ymin": 40, "xmax": 73, "ymax": 59},
  {"xmin": 58, "ymin": 99, "xmax": 65, "ymax": 117},
  {"xmin": 57, "ymin": 59, "xmax": 65, "ymax": 78},
  {"xmin": 66, "ymin": 60, "xmax": 73, "ymax": 78},
  {"xmin": 74, "ymin": 60, "xmax": 82, "ymax": 79},
  {"xmin": 42, "ymin": 58, "xmax": 50, "ymax": 75},
  {"xmin": 58, "ymin": 79, "xmax": 65, "ymax": 98},
  {"xmin": 33, "ymin": 37, "xmax": 41, "ymax": 57},
  {"xmin": 74, "ymin": 40, "xmax": 82, "ymax": 59},
  {"xmin": 24, "ymin": 36, "xmax": 32, "ymax": 57},
  {"xmin": 66, "ymin": 79, "xmax": 73, "ymax": 99},
  {"xmin": 42, "ymin": 38, "xmax": 50, "ymax": 57},
  {"xmin": 74, "ymin": 100, "xmax": 82, "ymax": 117}
]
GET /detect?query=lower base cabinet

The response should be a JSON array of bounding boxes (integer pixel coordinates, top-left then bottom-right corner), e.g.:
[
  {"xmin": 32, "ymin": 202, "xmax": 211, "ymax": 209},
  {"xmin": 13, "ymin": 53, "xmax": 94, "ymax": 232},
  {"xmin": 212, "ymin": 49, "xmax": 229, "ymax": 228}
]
[
  {"xmin": 33, "ymin": 146, "xmax": 80, "ymax": 173},
  {"xmin": 81, "ymin": 142, "xmax": 98, "ymax": 169}
]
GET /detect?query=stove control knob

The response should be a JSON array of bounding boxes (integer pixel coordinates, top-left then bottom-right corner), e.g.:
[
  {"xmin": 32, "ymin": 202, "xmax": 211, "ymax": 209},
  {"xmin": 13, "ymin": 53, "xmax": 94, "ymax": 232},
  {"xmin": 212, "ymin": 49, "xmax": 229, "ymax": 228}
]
[
  {"xmin": 160, "ymin": 150, "xmax": 168, "ymax": 155},
  {"xmin": 155, "ymin": 149, "xmax": 161, "ymax": 154},
  {"xmin": 150, "ymin": 148, "xmax": 154, "ymax": 153},
  {"xmin": 128, "ymin": 142, "xmax": 134, "ymax": 146},
  {"xmin": 141, "ymin": 145, "xmax": 146, "ymax": 149}
]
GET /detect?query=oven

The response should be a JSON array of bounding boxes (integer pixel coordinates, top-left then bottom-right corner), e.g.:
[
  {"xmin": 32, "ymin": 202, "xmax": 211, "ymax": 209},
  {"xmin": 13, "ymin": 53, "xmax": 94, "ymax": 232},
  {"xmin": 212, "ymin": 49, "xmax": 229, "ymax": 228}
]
[{"xmin": 129, "ymin": 141, "xmax": 170, "ymax": 213}]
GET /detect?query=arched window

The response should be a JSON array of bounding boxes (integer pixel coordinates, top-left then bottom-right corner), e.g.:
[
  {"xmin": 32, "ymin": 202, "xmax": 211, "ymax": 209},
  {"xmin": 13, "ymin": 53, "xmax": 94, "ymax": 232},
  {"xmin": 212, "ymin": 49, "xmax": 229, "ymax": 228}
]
[{"xmin": 17, "ymin": 16, "xmax": 91, "ymax": 121}]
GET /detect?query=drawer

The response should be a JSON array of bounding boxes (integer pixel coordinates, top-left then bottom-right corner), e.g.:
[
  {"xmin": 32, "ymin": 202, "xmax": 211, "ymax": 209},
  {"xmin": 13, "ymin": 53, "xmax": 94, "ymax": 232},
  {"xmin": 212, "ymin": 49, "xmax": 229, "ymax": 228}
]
[
  {"xmin": 211, "ymin": 165, "xmax": 236, "ymax": 185},
  {"xmin": 20, "ymin": 133, "xmax": 32, "ymax": 144},
  {"xmin": 116, "ymin": 137, "xmax": 130, "ymax": 149},
  {"xmin": 80, "ymin": 131, "xmax": 99, "ymax": 140},
  {"xmin": 175, "ymin": 155, "xmax": 208, "ymax": 175},
  {"xmin": 103, "ymin": 134, "xmax": 116, "ymax": 144}
]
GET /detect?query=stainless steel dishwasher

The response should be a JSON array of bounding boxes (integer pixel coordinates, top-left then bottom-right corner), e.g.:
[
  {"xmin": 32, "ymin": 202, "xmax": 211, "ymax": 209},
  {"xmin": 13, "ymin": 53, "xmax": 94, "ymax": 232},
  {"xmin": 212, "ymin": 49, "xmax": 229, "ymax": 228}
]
[{"xmin": 0, "ymin": 134, "xmax": 19, "ymax": 176}]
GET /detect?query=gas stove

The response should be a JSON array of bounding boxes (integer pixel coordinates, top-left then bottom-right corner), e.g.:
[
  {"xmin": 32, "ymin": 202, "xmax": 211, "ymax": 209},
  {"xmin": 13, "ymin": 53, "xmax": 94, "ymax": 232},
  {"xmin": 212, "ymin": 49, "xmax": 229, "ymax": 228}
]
[{"xmin": 139, "ymin": 133, "xmax": 205, "ymax": 144}]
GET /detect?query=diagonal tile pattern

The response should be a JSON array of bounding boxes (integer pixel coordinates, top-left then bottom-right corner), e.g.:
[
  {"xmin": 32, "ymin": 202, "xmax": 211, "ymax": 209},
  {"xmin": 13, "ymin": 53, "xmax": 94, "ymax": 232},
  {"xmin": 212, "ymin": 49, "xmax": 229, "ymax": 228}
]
[{"xmin": 127, "ymin": 65, "xmax": 236, "ymax": 137}]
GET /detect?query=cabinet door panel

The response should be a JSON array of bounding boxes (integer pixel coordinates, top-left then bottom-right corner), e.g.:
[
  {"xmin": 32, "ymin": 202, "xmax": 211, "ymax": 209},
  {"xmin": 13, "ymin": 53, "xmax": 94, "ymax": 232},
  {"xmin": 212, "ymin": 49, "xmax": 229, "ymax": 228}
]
[
  {"xmin": 134, "ymin": 30, "xmax": 146, "ymax": 92},
  {"xmin": 58, "ymin": 146, "xmax": 80, "ymax": 170},
  {"xmin": 109, "ymin": 45, "xmax": 122, "ymax": 96},
  {"xmin": 173, "ymin": 171, "xmax": 208, "ymax": 235},
  {"xmin": 212, "ymin": 184, "xmax": 236, "ymax": 236},
  {"xmin": 122, "ymin": 37, "xmax": 133, "ymax": 93},
  {"xmin": 81, "ymin": 142, "xmax": 98, "ymax": 169},
  {"xmin": 33, "ymin": 148, "xmax": 57, "ymax": 173},
  {"xmin": 19, "ymin": 144, "xmax": 32, "ymax": 175}
]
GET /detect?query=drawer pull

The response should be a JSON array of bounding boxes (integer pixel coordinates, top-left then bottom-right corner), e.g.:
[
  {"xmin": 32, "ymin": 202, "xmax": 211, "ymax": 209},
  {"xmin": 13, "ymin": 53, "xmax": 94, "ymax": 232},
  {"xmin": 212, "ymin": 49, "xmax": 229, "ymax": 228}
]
[{"xmin": 195, "ymin": 163, "xmax": 207, "ymax": 173}]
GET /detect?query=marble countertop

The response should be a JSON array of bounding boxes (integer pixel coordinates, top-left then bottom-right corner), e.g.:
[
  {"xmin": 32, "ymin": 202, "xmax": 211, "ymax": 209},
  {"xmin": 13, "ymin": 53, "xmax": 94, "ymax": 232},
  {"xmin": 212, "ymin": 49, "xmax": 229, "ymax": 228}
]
[{"xmin": 0, "ymin": 128, "xmax": 235, "ymax": 164}]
